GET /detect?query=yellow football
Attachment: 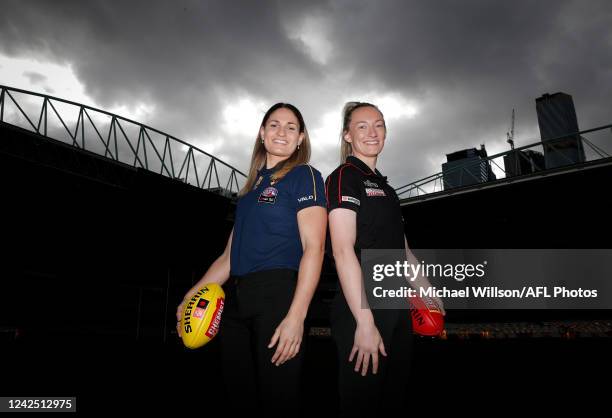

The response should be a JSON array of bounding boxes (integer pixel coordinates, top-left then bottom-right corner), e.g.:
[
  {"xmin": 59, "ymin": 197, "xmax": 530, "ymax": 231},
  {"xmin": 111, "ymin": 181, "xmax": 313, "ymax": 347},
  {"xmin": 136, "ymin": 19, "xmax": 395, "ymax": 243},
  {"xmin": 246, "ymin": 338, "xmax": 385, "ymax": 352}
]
[{"xmin": 181, "ymin": 283, "xmax": 225, "ymax": 349}]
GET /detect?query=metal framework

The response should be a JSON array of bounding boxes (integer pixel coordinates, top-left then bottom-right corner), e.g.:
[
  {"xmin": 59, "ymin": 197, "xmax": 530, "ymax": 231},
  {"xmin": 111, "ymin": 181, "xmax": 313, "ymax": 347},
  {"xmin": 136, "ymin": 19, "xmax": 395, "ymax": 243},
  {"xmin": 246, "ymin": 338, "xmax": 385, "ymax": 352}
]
[
  {"xmin": 395, "ymin": 123, "xmax": 612, "ymax": 199},
  {"xmin": 0, "ymin": 84, "xmax": 246, "ymax": 195}
]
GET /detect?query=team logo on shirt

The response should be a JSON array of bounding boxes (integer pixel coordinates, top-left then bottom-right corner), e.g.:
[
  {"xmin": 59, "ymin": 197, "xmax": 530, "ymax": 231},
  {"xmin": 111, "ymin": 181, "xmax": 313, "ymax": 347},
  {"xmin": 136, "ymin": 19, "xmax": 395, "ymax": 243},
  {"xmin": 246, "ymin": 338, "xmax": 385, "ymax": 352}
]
[
  {"xmin": 364, "ymin": 179, "xmax": 385, "ymax": 196},
  {"xmin": 365, "ymin": 187, "xmax": 386, "ymax": 197},
  {"xmin": 258, "ymin": 186, "xmax": 278, "ymax": 204}
]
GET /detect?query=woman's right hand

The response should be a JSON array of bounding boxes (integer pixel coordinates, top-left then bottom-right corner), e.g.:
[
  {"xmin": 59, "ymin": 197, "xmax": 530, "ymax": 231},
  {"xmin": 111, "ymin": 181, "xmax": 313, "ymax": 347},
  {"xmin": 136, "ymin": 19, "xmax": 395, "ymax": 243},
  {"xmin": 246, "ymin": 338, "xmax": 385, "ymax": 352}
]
[
  {"xmin": 176, "ymin": 299, "xmax": 185, "ymax": 338},
  {"xmin": 349, "ymin": 319, "xmax": 387, "ymax": 376},
  {"xmin": 176, "ymin": 290, "xmax": 196, "ymax": 338}
]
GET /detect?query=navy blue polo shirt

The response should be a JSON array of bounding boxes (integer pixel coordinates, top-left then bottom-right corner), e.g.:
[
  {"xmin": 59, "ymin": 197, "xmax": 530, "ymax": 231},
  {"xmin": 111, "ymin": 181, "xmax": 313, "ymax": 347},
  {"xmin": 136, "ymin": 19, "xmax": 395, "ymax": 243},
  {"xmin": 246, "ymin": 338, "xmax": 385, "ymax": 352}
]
[{"xmin": 230, "ymin": 163, "xmax": 327, "ymax": 276}]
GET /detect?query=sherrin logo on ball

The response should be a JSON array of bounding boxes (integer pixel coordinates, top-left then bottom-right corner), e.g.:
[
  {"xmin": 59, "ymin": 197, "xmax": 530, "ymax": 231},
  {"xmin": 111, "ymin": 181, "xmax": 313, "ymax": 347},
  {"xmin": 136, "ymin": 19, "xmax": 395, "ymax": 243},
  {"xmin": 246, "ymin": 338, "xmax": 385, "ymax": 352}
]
[
  {"xmin": 408, "ymin": 294, "xmax": 444, "ymax": 337},
  {"xmin": 181, "ymin": 283, "xmax": 225, "ymax": 349}
]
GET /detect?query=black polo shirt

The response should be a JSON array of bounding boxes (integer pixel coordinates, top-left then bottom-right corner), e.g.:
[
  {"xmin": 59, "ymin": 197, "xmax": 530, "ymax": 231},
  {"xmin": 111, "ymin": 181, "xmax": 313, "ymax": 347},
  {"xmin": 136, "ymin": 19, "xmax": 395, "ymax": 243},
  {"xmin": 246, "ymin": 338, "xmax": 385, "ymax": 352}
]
[{"xmin": 325, "ymin": 155, "xmax": 406, "ymax": 260}]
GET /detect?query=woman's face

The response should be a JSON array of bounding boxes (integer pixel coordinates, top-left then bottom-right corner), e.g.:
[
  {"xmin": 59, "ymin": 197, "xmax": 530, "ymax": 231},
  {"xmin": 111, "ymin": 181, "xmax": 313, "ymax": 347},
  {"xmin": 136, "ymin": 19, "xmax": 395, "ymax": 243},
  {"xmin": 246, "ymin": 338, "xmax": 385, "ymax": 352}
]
[
  {"xmin": 260, "ymin": 107, "xmax": 304, "ymax": 159},
  {"xmin": 344, "ymin": 106, "xmax": 386, "ymax": 159}
]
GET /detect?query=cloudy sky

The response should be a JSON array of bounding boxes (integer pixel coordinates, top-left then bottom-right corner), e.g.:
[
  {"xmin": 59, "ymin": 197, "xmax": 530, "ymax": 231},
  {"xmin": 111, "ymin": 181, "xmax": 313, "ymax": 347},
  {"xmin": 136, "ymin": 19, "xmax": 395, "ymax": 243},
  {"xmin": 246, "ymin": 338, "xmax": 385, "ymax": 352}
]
[{"xmin": 1, "ymin": 0, "xmax": 611, "ymax": 189}]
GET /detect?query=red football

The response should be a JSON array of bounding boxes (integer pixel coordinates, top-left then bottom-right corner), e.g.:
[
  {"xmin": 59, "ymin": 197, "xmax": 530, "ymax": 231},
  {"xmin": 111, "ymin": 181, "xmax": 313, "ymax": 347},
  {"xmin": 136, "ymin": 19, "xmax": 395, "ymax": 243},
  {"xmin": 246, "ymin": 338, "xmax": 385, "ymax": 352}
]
[{"xmin": 408, "ymin": 295, "xmax": 445, "ymax": 336}]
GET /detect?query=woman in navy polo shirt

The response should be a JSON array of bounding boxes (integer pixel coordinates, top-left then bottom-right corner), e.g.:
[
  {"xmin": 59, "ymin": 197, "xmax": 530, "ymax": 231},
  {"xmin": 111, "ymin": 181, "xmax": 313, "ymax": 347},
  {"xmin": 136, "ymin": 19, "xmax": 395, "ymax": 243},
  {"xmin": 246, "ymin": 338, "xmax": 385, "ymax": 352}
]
[
  {"xmin": 176, "ymin": 103, "xmax": 327, "ymax": 415},
  {"xmin": 325, "ymin": 102, "xmax": 445, "ymax": 417}
]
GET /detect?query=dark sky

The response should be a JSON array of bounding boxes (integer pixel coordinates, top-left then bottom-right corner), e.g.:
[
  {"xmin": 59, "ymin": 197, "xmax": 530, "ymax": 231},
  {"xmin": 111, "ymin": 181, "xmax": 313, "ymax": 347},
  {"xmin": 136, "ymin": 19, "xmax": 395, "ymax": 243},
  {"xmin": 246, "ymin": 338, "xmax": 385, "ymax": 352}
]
[{"xmin": 1, "ymin": 0, "xmax": 611, "ymax": 187}]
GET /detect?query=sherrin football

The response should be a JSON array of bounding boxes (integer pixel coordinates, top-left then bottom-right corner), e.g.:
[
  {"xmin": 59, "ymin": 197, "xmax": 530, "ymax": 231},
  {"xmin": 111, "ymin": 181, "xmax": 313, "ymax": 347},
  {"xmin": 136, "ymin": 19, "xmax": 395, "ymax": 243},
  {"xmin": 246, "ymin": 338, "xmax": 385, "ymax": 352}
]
[
  {"xmin": 408, "ymin": 294, "xmax": 445, "ymax": 337},
  {"xmin": 181, "ymin": 283, "xmax": 225, "ymax": 349}
]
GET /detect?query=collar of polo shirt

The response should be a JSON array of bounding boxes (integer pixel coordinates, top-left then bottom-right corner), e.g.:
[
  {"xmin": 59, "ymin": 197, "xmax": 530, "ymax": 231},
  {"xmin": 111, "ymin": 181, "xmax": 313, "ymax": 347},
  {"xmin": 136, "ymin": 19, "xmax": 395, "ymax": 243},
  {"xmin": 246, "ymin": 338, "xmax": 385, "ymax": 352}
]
[
  {"xmin": 258, "ymin": 160, "xmax": 283, "ymax": 176},
  {"xmin": 346, "ymin": 155, "xmax": 388, "ymax": 182}
]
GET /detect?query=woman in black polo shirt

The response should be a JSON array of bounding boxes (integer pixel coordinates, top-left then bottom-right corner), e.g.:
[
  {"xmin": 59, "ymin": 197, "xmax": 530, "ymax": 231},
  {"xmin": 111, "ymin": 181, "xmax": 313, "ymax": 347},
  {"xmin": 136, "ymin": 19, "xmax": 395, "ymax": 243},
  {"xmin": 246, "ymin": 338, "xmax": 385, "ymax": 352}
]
[
  {"xmin": 325, "ymin": 102, "xmax": 444, "ymax": 416},
  {"xmin": 176, "ymin": 103, "xmax": 327, "ymax": 416}
]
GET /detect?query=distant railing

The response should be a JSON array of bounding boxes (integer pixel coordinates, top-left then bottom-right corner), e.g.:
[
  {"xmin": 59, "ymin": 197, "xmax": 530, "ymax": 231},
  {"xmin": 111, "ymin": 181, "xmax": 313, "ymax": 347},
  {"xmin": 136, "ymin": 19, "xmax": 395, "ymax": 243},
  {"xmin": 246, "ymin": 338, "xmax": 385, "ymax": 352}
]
[
  {"xmin": 0, "ymin": 84, "xmax": 246, "ymax": 196},
  {"xmin": 395, "ymin": 123, "xmax": 612, "ymax": 199}
]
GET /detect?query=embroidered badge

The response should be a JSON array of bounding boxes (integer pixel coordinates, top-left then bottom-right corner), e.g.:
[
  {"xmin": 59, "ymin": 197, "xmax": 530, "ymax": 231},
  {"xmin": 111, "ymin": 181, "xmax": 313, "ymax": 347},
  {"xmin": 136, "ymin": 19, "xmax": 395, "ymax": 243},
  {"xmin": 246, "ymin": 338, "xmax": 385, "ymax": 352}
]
[
  {"xmin": 258, "ymin": 186, "xmax": 278, "ymax": 204},
  {"xmin": 365, "ymin": 187, "xmax": 386, "ymax": 197},
  {"xmin": 364, "ymin": 179, "xmax": 379, "ymax": 188},
  {"xmin": 341, "ymin": 196, "xmax": 361, "ymax": 206}
]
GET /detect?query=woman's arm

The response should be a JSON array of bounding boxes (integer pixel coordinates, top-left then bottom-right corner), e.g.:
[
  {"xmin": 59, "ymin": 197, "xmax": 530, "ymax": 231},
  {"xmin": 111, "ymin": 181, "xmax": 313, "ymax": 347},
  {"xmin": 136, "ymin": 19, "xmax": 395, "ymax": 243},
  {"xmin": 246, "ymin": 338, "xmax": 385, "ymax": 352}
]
[
  {"xmin": 176, "ymin": 227, "xmax": 233, "ymax": 335},
  {"xmin": 404, "ymin": 235, "xmax": 445, "ymax": 315},
  {"xmin": 187, "ymin": 227, "xmax": 234, "ymax": 295},
  {"xmin": 269, "ymin": 206, "xmax": 327, "ymax": 366},
  {"xmin": 329, "ymin": 209, "xmax": 373, "ymax": 325},
  {"xmin": 291, "ymin": 205, "xmax": 328, "ymax": 319},
  {"xmin": 329, "ymin": 208, "xmax": 387, "ymax": 376}
]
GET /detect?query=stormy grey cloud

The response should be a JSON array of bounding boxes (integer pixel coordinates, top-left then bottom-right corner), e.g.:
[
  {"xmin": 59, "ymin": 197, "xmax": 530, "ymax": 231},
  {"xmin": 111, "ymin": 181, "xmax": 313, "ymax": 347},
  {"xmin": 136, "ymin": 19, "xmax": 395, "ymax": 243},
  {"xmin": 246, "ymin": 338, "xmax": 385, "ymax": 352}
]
[
  {"xmin": 1, "ymin": 0, "xmax": 610, "ymax": 187},
  {"xmin": 22, "ymin": 71, "xmax": 46, "ymax": 85}
]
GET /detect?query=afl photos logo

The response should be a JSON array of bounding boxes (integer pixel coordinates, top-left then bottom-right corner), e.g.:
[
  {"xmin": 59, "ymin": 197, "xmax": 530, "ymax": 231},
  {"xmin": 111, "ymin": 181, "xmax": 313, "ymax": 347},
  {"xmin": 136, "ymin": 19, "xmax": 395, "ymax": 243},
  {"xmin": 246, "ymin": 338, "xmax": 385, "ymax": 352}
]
[{"xmin": 258, "ymin": 186, "xmax": 278, "ymax": 204}]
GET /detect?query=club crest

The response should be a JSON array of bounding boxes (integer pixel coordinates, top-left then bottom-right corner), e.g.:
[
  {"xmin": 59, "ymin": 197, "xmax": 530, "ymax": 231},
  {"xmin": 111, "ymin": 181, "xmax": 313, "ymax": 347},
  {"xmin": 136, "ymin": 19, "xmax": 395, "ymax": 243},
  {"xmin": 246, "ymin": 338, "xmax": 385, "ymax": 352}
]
[{"xmin": 258, "ymin": 186, "xmax": 278, "ymax": 204}]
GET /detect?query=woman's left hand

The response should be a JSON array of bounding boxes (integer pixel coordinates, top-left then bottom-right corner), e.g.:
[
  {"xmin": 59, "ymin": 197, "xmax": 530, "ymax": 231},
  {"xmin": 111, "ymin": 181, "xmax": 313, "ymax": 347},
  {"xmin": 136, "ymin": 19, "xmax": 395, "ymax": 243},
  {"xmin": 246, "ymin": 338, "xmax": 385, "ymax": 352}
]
[{"xmin": 268, "ymin": 315, "xmax": 304, "ymax": 366}]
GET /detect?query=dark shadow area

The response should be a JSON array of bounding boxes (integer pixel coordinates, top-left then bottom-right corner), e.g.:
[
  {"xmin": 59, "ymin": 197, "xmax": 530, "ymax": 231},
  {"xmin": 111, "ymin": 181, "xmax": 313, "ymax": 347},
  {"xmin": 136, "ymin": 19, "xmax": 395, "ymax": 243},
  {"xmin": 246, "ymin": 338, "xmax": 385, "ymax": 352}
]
[{"xmin": 1, "ymin": 122, "xmax": 611, "ymax": 413}]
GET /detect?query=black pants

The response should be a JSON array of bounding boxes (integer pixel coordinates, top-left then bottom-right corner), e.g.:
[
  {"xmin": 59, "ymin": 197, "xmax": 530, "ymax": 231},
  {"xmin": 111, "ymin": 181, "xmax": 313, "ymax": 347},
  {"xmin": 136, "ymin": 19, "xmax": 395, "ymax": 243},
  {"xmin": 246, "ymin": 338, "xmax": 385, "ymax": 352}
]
[
  {"xmin": 220, "ymin": 268, "xmax": 303, "ymax": 416},
  {"xmin": 331, "ymin": 290, "xmax": 414, "ymax": 417}
]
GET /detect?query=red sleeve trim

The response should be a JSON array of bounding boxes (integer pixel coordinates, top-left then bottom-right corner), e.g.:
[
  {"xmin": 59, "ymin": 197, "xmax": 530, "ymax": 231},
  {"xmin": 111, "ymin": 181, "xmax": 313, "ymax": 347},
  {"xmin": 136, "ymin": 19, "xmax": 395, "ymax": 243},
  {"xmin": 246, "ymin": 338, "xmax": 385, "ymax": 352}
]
[{"xmin": 337, "ymin": 164, "xmax": 350, "ymax": 206}]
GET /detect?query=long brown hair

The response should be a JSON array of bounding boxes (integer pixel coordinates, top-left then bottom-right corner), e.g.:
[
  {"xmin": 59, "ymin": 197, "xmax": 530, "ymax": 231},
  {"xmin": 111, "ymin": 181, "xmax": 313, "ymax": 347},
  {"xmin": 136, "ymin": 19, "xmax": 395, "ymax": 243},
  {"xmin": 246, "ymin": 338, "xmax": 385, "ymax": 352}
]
[
  {"xmin": 340, "ymin": 101, "xmax": 385, "ymax": 163},
  {"xmin": 239, "ymin": 103, "xmax": 311, "ymax": 196}
]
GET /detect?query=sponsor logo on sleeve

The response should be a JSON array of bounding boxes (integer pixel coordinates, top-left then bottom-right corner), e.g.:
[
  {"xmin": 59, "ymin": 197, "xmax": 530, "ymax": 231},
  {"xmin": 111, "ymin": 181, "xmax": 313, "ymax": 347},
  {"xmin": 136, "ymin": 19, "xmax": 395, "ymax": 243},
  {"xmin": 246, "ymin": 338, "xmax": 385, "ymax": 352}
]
[
  {"xmin": 298, "ymin": 195, "xmax": 314, "ymax": 203},
  {"xmin": 341, "ymin": 195, "xmax": 361, "ymax": 206}
]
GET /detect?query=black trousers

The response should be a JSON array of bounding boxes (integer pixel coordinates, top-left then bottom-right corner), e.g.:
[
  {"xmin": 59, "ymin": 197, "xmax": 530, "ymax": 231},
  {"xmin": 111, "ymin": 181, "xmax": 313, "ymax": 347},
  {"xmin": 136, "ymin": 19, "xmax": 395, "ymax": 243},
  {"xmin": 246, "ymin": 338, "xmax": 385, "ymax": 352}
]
[
  {"xmin": 219, "ymin": 268, "xmax": 303, "ymax": 416},
  {"xmin": 331, "ymin": 290, "xmax": 414, "ymax": 417}
]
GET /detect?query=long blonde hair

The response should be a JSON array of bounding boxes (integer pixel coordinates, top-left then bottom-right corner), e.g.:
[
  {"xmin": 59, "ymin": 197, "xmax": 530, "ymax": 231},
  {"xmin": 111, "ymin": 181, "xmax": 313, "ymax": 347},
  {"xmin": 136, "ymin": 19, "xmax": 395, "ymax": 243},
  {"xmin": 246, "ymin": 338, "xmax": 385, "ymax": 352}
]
[
  {"xmin": 340, "ymin": 101, "xmax": 385, "ymax": 163},
  {"xmin": 239, "ymin": 103, "xmax": 311, "ymax": 196}
]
